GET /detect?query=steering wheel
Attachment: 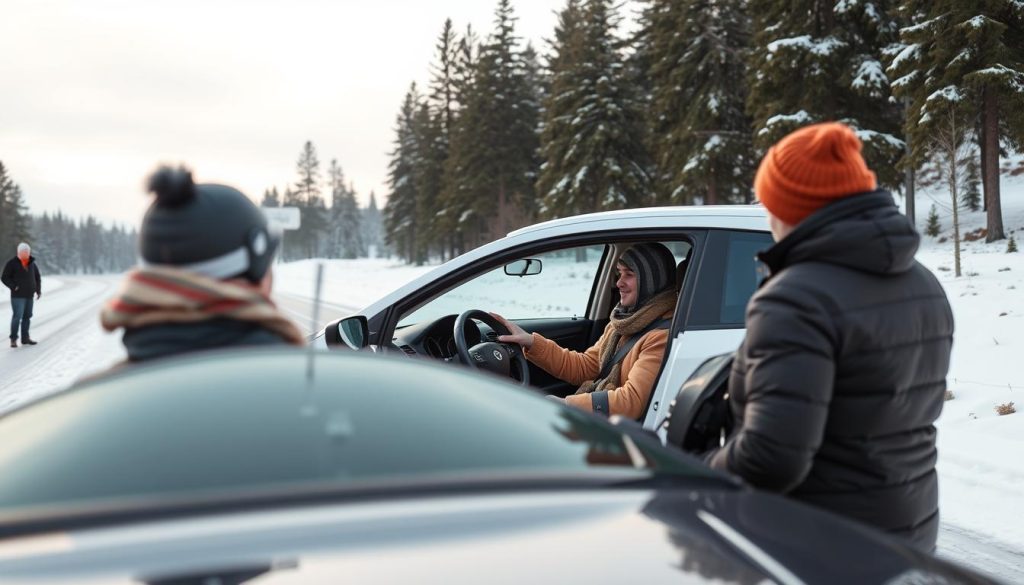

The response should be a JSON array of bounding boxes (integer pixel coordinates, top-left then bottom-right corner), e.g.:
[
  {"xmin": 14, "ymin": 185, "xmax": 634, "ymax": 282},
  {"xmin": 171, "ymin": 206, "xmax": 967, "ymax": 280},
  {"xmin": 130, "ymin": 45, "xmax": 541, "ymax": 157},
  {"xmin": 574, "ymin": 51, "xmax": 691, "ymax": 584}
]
[{"xmin": 453, "ymin": 310, "xmax": 531, "ymax": 387}]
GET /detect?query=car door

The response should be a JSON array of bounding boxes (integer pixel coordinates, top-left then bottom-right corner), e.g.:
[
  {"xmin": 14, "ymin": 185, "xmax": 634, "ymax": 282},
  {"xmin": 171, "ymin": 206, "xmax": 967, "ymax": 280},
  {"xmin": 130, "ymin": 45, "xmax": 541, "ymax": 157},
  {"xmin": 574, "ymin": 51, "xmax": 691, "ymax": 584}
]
[{"xmin": 644, "ymin": 229, "xmax": 774, "ymax": 434}]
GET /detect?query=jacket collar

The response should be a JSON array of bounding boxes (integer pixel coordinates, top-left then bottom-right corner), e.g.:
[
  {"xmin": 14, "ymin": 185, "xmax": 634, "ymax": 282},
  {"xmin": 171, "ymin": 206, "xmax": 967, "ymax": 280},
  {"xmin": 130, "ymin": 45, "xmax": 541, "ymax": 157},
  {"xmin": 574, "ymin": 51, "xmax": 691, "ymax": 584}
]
[{"xmin": 757, "ymin": 190, "xmax": 896, "ymax": 278}]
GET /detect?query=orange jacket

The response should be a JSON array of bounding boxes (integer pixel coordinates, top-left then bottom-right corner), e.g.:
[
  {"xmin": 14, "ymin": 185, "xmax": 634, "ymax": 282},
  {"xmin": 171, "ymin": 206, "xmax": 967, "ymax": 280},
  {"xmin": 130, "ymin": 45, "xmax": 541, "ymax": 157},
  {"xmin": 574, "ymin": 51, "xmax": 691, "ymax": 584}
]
[{"xmin": 525, "ymin": 311, "xmax": 672, "ymax": 420}]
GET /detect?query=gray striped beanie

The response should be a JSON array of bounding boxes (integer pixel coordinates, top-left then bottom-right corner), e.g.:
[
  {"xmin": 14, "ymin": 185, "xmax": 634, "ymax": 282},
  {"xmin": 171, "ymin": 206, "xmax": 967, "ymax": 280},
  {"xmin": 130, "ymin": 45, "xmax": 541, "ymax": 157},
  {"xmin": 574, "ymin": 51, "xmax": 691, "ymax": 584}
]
[{"xmin": 619, "ymin": 243, "xmax": 676, "ymax": 308}]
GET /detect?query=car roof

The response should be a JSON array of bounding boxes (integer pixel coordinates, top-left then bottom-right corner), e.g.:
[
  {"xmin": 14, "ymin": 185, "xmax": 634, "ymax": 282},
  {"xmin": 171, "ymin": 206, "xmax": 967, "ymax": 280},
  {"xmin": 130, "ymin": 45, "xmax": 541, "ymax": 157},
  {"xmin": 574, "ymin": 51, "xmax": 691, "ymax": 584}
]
[
  {"xmin": 507, "ymin": 205, "xmax": 767, "ymax": 237},
  {"xmin": 347, "ymin": 205, "xmax": 769, "ymax": 321}
]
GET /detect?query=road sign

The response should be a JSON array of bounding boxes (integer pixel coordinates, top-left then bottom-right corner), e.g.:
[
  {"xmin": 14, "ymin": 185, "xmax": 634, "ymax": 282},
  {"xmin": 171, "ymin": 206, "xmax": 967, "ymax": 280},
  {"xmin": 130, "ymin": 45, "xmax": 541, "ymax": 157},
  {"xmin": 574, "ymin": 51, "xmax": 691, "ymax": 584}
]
[{"xmin": 262, "ymin": 206, "xmax": 301, "ymax": 231}]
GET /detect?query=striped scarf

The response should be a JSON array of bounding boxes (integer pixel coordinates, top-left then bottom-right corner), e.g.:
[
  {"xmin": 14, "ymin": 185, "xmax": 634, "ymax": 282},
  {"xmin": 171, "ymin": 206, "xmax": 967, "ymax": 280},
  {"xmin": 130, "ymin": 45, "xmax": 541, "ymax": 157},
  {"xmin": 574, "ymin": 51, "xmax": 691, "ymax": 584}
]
[
  {"xmin": 575, "ymin": 289, "xmax": 678, "ymax": 394},
  {"xmin": 100, "ymin": 267, "xmax": 305, "ymax": 346}
]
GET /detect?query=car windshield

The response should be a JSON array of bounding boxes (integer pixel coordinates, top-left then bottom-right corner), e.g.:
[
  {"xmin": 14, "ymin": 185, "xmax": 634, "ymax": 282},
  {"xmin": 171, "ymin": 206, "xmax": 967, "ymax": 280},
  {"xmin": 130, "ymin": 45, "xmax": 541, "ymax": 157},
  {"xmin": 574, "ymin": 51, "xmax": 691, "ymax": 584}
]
[{"xmin": 0, "ymin": 350, "xmax": 723, "ymax": 519}]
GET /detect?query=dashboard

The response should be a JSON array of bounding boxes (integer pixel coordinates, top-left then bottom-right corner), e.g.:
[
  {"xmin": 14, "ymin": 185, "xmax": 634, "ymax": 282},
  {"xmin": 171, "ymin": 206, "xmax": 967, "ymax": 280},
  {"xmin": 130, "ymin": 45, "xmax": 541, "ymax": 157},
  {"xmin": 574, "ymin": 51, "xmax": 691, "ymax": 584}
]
[{"xmin": 392, "ymin": 314, "xmax": 495, "ymax": 362}]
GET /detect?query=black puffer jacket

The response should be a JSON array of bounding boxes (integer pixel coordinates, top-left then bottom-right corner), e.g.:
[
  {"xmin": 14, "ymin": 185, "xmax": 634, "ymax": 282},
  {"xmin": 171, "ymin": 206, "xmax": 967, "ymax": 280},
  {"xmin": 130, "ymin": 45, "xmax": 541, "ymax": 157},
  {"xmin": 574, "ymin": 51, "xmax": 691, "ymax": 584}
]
[
  {"xmin": 122, "ymin": 319, "xmax": 289, "ymax": 362},
  {"xmin": 2, "ymin": 257, "xmax": 41, "ymax": 299},
  {"xmin": 707, "ymin": 191, "xmax": 953, "ymax": 552}
]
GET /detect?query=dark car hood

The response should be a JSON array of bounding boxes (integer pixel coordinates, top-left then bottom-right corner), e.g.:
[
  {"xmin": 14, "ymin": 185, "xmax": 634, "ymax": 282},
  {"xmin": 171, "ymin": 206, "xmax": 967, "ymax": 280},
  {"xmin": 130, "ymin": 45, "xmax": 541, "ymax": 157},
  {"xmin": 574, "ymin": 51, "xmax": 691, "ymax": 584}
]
[{"xmin": 0, "ymin": 488, "xmax": 990, "ymax": 585}]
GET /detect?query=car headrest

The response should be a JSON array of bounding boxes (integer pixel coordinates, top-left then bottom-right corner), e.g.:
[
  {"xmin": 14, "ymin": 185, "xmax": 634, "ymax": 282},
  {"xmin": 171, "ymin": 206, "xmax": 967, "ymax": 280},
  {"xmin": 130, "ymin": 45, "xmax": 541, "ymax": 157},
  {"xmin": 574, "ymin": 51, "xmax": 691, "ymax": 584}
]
[{"xmin": 675, "ymin": 258, "xmax": 689, "ymax": 289}]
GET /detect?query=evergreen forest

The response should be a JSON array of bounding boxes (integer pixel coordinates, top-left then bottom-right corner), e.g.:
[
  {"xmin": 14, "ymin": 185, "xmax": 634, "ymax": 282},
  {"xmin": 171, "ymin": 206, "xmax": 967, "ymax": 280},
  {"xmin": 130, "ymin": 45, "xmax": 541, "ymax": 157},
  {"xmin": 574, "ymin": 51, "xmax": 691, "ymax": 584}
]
[{"xmin": 380, "ymin": 0, "xmax": 1024, "ymax": 264}]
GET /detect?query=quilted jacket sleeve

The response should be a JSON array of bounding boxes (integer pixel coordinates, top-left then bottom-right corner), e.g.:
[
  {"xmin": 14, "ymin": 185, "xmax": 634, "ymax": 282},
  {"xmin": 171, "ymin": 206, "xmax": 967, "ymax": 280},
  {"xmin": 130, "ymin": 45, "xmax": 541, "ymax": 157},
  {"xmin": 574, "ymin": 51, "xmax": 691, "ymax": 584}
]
[{"xmin": 707, "ymin": 283, "xmax": 838, "ymax": 492}]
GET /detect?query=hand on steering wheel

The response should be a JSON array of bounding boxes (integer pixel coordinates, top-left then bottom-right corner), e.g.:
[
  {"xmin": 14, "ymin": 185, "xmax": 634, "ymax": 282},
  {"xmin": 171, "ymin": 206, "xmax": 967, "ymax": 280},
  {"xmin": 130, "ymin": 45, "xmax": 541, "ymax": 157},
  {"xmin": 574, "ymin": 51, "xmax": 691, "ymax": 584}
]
[
  {"xmin": 489, "ymin": 312, "xmax": 533, "ymax": 348},
  {"xmin": 453, "ymin": 310, "xmax": 531, "ymax": 387}
]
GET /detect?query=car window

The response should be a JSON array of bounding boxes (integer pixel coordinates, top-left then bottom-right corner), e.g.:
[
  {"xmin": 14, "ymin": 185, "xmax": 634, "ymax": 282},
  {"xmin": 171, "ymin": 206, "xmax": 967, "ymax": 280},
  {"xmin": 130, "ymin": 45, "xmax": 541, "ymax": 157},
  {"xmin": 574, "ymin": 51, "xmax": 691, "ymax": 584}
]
[
  {"xmin": 398, "ymin": 244, "xmax": 606, "ymax": 327},
  {"xmin": 687, "ymin": 230, "xmax": 773, "ymax": 327},
  {"xmin": 0, "ymin": 351, "xmax": 724, "ymax": 516}
]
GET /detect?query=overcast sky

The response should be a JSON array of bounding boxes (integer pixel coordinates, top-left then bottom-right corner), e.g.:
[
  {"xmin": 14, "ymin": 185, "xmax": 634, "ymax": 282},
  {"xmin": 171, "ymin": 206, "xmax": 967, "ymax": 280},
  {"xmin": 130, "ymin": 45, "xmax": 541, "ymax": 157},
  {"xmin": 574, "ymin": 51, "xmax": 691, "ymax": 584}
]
[{"xmin": 0, "ymin": 0, "xmax": 640, "ymax": 228}]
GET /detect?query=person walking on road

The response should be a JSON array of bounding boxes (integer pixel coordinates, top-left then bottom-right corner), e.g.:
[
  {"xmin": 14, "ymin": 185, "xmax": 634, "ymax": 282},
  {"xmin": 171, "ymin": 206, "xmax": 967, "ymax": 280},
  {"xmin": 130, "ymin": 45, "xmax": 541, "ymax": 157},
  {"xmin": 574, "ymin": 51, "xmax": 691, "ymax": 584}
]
[
  {"xmin": 704, "ymin": 122, "xmax": 954, "ymax": 552},
  {"xmin": 99, "ymin": 165, "xmax": 304, "ymax": 364},
  {"xmin": 2, "ymin": 243, "xmax": 41, "ymax": 348}
]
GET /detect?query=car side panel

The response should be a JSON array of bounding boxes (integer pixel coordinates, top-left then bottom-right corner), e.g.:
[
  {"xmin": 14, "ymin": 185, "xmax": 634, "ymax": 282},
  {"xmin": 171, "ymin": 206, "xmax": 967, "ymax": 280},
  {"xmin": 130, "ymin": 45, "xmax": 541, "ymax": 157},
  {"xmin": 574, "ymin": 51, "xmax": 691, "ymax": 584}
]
[{"xmin": 645, "ymin": 329, "xmax": 747, "ymax": 433}]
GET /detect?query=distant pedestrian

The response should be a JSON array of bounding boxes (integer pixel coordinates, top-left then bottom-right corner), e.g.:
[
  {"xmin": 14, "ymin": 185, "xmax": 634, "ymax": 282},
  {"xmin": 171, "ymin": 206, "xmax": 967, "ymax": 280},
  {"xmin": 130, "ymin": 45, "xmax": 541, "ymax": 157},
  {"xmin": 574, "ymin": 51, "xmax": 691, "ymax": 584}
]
[
  {"xmin": 100, "ymin": 165, "xmax": 304, "ymax": 364},
  {"xmin": 705, "ymin": 122, "xmax": 954, "ymax": 552},
  {"xmin": 2, "ymin": 243, "xmax": 41, "ymax": 348}
]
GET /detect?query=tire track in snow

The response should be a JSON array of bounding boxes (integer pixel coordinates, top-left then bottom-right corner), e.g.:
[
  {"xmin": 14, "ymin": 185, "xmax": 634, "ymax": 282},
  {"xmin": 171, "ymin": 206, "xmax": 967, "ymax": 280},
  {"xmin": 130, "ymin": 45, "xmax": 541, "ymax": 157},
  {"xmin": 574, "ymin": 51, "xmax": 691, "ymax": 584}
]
[{"xmin": 938, "ymin": 524, "xmax": 1024, "ymax": 583}]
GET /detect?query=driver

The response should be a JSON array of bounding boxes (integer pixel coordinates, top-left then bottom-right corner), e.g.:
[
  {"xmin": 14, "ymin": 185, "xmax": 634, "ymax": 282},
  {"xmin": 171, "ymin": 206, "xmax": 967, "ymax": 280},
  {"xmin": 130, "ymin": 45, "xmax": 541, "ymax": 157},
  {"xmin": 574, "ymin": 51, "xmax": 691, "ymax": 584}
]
[{"xmin": 493, "ymin": 243, "xmax": 678, "ymax": 420}]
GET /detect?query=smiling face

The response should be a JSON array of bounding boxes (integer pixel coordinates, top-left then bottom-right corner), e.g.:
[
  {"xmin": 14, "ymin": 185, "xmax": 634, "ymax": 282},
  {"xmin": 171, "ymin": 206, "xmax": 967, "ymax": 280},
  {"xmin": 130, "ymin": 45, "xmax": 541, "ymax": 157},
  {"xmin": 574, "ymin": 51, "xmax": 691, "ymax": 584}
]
[{"xmin": 615, "ymin": 262, "xmax": 638, "ymax": 308}]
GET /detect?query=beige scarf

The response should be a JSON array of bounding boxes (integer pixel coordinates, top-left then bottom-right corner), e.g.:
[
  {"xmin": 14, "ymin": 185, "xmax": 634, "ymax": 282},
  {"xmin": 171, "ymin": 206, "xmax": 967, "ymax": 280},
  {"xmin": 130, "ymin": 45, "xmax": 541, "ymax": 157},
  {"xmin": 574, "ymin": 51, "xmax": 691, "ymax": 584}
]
[
  {"xmin": 100, "ymin": 267, "xmax": 306, "ymax": 346},
  {"xmin": 575, "ymin": 289, "xmax": 678, "ymax": 394}
]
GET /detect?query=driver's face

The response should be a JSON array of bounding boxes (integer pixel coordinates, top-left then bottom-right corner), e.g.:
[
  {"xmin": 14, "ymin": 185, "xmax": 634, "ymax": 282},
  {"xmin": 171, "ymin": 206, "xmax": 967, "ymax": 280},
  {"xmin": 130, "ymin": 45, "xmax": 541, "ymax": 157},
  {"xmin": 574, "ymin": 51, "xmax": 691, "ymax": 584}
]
[{"xmin": 615, "ymin": 263, "xmax": 638, "ymax": 308}]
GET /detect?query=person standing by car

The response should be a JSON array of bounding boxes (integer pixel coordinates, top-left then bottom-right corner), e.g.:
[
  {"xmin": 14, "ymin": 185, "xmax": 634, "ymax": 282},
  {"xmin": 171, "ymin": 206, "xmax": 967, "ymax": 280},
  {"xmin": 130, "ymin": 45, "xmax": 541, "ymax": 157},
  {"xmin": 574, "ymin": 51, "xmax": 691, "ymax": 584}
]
[
  {"xmin": 2, "ymin": 242, "xmax": 41, "ymax": 348},
  {"xmin": 705, "ymin": 122, "xmax": 954, "ymax": 552},
  {"xmin": 493, "ymin": 242, "xmax": 678, "ymax": 420},
  {"xmin": 100, "ymin": 165, "xmax": 304, "ymax": 362}
]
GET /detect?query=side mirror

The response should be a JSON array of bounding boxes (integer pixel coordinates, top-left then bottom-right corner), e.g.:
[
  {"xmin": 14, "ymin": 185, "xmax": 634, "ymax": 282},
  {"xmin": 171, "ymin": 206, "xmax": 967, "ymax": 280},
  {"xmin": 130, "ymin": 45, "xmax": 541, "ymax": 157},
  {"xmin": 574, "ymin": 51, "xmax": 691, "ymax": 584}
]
[
  {"xmin": 336, "ymin": 316, "xmax": 369, "ymax": 350},
  {"xmin": 504, "ymin": 258, "xmax": 543, "ymax": 277}
]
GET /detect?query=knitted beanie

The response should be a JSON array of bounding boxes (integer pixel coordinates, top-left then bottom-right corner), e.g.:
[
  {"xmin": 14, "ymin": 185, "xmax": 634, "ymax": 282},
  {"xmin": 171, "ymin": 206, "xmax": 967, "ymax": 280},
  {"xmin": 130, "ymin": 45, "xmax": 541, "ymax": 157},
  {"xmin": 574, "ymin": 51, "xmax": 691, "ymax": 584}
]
[
  {"xmin": 754, "ymin": 122, "xmax": 877, "ymax": 225},
  {"xmin": 618, "ymin": 242, "xmax": 677, "ymax": 308},
  {"xmin": 140, "ymin": 165, "xmax": 278, "ymax": 283}
]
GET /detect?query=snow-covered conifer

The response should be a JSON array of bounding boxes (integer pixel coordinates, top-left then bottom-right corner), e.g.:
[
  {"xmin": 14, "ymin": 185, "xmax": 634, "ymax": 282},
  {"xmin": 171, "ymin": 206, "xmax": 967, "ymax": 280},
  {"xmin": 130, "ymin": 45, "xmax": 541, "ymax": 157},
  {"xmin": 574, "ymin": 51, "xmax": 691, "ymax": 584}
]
[
  {"xmin": 748, "ymin": 0, "xmax": 903, "ymax": 189},
  {"xmin": 536, "ymin": 0, "xmax": 651, "ymax": 218},
  {"xmin": 647, "ymin": 0, "xmax": 754, "ymax": 204},
  {"xmin": 887, "ymin": 0, "xmax": 1024, "ymax": 241}
]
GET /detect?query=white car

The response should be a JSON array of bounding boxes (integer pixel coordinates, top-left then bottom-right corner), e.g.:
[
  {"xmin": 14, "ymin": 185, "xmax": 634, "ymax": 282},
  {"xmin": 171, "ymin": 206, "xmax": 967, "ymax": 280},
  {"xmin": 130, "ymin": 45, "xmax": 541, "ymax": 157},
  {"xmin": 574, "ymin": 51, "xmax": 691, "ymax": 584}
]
[{"xmin": 316, "ymin": 205, "xmax": 771, "ymax": 434}]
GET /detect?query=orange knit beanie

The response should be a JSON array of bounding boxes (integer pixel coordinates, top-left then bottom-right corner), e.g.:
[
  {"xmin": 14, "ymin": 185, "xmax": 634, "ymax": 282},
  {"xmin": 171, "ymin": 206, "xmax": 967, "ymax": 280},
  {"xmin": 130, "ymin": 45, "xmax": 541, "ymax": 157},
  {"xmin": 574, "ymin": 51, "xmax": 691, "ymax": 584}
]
[{"xmin": 754, "ymin": 122, "xmax": 877, "ymax": 226}]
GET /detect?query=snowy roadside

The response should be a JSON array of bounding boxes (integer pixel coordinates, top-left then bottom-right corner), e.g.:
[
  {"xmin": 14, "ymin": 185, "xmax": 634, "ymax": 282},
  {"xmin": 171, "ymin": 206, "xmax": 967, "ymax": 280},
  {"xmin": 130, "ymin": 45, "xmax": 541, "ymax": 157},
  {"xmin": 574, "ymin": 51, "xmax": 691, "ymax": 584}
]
[{"xmin": 911, "ymin": 170, "xmax": 1024, "ymax": 571}]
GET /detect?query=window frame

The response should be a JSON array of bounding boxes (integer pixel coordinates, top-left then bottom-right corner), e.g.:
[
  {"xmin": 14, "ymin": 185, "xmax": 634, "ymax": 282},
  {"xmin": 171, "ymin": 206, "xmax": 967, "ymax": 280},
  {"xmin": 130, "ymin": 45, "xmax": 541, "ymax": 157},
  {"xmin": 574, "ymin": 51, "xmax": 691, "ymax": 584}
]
[{"xmin": 377, "ymin": 229, "xmax": 706, "ymax": 349}]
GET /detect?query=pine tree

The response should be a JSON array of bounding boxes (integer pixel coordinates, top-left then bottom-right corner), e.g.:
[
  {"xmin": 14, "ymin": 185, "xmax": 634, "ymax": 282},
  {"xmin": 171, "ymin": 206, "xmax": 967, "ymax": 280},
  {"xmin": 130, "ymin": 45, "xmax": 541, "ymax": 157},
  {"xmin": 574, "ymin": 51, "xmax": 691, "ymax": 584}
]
[
  {"xmin": 261, "ymin": 187, "xmax": 280, "ymax": 207},
  {"xmin": 647, "ymin": 0, "xmax": 754, "ymax": 204},
  {"xmin": 327, "ymin": 160, "xmax": 363, "ymax": 260},
  {"xmin": 536, "ymin": 0, "xmax": 651, "ymax": 218},
  {"xmin": 748, "ymin": 0, "xmax": 904, "ymax": 189},
  {"xmin": 411, "ymin": 101, "xmax": 444, "ymax": 263},
  {"xmin": 383, "ymin": 85, "xmax": 422, "ymax": 263},
  {"xmin": 925, "ymin": 204, "xmax": 940, "ymax": 237},
  {"xmin": 293, "ymin": 141, "xmax": 327, "ymax": 258},
  {"xmin": 435, "ymin": 24, "xmax": 479, "ymax": 258},
  {"xmin": 0, "ymin": 162, "xmax": 32, "ymax": 256},
  {"xmin": 887, "ymin": 1, "xmax": 1024, "ymax": 241},
  {"xmin": 361, "ymin": 191, "xmax": 384, "ymax": 258},
  {"xmin": 430, "ymin": 19, "xmax": 459, "ymax": 141},
  {"xmin": 1007, "ymin": 233, "xmax": 1018, "ymax": 253},
  {"xmin": 282, "ymin": 187, "xmax": 302, "ymax": 260},
  {"xmin": 442, "ymin": 0, "xmax": 540, "ymax": 247},
  {"xmin": 338, "ymin": 183, "xmax": 363, "ymax": 259}
]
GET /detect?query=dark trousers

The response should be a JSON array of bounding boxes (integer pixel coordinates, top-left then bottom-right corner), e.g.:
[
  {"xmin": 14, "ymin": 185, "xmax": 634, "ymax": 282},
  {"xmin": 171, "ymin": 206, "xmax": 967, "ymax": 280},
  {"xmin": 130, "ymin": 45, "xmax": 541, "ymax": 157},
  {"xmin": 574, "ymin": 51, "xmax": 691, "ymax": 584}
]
[{"xmin": 10, "ymin": 297, "xmax": 33, "ymax": 341}]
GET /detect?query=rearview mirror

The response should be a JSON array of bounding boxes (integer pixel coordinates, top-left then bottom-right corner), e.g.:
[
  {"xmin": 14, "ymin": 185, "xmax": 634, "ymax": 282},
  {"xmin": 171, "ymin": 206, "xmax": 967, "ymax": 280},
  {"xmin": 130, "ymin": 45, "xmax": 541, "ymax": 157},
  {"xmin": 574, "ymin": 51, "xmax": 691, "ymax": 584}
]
[
  {"xmin": 336, "ymin": 316, "xmax": 369, "ymax": 350},
  {"xmin": 504, "ymin": 258, "xmax": 543, "ymax": 277}
]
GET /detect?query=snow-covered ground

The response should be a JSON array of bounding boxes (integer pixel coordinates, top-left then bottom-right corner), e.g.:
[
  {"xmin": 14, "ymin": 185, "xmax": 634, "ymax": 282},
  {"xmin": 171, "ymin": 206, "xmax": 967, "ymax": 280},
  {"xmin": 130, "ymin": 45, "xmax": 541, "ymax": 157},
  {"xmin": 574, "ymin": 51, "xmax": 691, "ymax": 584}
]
[
  {"xmin": 0, "ymin": 171, "xmax": 1021, "ymax": 580},
  {"xmin": 909, "ymin": 169, "xmax": 1024, "ymax": 579}
]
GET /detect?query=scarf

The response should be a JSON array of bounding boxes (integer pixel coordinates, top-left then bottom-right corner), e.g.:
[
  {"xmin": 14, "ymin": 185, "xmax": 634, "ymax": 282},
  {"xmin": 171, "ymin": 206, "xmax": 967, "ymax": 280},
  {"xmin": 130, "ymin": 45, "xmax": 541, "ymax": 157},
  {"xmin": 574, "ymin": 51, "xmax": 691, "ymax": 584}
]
[
  {"xmin": 575, "ymin": 289, "xmax": 678, "ymax": 395},
  {"xmin": 100, "ymin": 266, "xmax": 305, "ymax": 346}
]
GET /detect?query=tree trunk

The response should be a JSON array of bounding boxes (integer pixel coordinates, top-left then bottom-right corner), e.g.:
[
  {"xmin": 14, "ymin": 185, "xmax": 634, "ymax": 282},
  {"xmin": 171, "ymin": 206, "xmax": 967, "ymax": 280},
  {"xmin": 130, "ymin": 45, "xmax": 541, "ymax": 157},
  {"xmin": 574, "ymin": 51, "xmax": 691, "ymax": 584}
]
[
  {"xmin": 983, "ymin": 85, "xmax": 1005, "ymax": 241},
  {"xmin": 951, "ymin": 176, "xmax": 962, "ymax": 278},
  {"xmin": 903, "ymin": 100, "xmax": 915, "ymax": 225},
  {"xmin": 706, "ymin": 175, "xmax": 718, "ymax": 205},
  {"xmin": 979, "ymin": 109, "xmax": 988, "ymax": 212}
]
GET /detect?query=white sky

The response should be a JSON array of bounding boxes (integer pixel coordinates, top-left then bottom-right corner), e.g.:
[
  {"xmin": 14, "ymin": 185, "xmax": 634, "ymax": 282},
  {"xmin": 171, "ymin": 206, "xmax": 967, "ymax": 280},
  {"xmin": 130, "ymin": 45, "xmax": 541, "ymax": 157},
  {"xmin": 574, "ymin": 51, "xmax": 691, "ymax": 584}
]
[{"xmin": 0, "ymin": 0, "xmax": 640, "ymax": 228}]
